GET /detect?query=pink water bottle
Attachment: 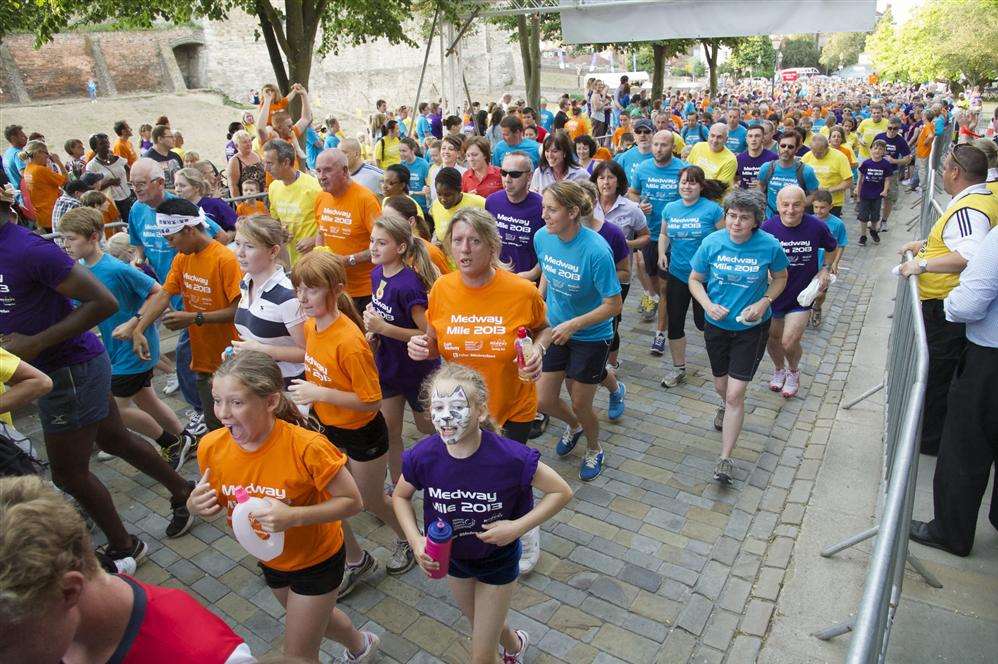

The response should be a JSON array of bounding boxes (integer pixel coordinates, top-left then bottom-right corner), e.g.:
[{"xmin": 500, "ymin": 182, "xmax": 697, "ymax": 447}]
[{"xmin": 424, "ymin": 519, "xmax": 453, "ymax": 579}]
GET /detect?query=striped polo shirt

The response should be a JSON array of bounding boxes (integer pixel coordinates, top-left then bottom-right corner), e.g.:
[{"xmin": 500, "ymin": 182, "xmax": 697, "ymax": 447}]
[{"xmin": 234, "ymin": 266, "xmax": 306, "ymax": 378}]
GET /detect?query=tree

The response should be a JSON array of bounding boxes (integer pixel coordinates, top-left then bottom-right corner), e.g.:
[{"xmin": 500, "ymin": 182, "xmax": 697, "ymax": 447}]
[
  {"xmin": 819, "ymin": 32, "xmax": 866, "ymax": 72},
  {"xmin": 727, "ymin": 35, "xmax": 776, "ymax": 79},
  {"xmin": 779, "ymin": 37, "xmax": 822, "ymax": 70},
  {"xmin": 488, "ymin": 9, "xmax": 562, "ymax": 109},
  {"xmin": 699, "ymin": 38, "xmax": 745, "ymax": 97}
]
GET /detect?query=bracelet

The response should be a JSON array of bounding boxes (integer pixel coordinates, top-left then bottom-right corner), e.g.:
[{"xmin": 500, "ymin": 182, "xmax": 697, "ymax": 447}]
[{"xmin": 761, "ymin": 295, "xmax": 772, "ymax": 303}]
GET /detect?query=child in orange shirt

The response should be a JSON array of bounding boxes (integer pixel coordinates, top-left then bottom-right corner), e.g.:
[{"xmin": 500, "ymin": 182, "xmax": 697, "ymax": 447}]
[
  {"xmin": 288, "ymin": 251, "xmax": 416, "ymax": 595},
  {"xmin": 236, "ymin": 178, "xmax": 268, "ymax": 217},
  {"xmin": 382, "ymin": 195, "xmax": 452, "ymax": 275},
  {"xmin": 187, "ymin": 351, "xmax": 380, "ymax": 662}
]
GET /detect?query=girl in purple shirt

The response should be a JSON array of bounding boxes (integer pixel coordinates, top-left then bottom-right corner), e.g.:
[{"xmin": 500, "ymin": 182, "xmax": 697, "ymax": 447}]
[
  {"xmin": 363, "ymin": 213, "xmax": 440, "ymax": 486},
  {"xmin": 393, "ymin": 364, "xmax": 572, "ymax": 664}
]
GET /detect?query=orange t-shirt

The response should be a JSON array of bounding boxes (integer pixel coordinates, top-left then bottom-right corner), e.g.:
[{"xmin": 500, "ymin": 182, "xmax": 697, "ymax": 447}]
[
  {"xmin": 420, "ymin": 237, "xmax": 452, "ymax": 276},
  {"xmin": 593, "ymin": 147, "xmax": 613, "ymax": 161},
  {"xmin": 197, "ymin": 418, "xmax": 347, "ymax": 572},
  {"xmin": 314, "ymin": 182, "xmax": 382, "ymax": 298},
  {"xmin": 236, "ymin": 200, "xmax": 268, "ymax": 217},
  {"xmin": 23, "ymin": 163, "xmax": 66, "ymax": 230},
  {"xmin": 427, "ymin": 269, "xmax": 547, "ymax": 426},
  {"xmin": 112, "ymin": 137, "xmax": 138, "ymax": 166},
  {"xmin": 611, "ymin": 126, "xmax": 629, "ymax": 148},
  {"xmin": 163, "ymin": 240, "xmax": 242, "ymax": 374},
  {"xmin": 260, "ymin": 96, "xmax": 290, "ymax": 128},
  {"xmin": 835, "ymin": 144, "xmax": 857, "ymax": 168},
  {"xmin": 915, "ymin": 124, "xmax": 934, "ymax": 159},
  {"xmin": 303, "ymin": 315, "xmax": 381, "ymax": 429}
]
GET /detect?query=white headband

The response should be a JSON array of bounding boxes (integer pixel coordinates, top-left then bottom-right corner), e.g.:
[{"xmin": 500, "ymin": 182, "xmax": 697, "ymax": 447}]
[{"xmin": 156, "ymin": 209, "xmax": 207, "ymax": 237}]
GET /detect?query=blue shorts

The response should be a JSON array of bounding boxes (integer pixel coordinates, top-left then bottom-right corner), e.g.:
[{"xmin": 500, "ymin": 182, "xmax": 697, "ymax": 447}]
[
  {"xmin": 380, "ymin": 382, "xmax": 425, "ymax": 413},
  {"xmin": 449, "ymin": 540, "xmax": 521, "ymax": 586},
  {"xmin": 38, "ymin": 353, "xmax": 112, "ymax": 433},
  {"xmin": 771, "ymin": 304, "xmax": 811, "ymax": 319}
]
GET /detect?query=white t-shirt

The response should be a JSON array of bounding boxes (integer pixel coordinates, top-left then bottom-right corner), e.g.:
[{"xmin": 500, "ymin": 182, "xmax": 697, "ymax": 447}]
[{"xmin": 85, "ymin": 156, "xmax": 131, "ymax": 201}]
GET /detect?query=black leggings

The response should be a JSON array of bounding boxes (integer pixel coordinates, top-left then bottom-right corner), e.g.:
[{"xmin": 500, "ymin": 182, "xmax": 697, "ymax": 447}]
[
  {"xmin": 610, "ymin": 282, "xmax": 631, "ymax": 352},
  {"xmin": 666, "ymin": 273, "xmax": 705, "ymax": 340}
]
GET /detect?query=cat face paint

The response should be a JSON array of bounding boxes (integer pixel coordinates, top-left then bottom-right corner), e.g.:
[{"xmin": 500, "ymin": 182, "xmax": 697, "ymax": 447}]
[{"xmin": 430, "ymin": 385, "xmax": 473, "ymax": 444}]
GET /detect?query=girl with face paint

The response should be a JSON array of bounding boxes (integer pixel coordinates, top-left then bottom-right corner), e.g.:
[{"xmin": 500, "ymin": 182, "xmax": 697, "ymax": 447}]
[
  {"xmin": 392, "ymin": 364, "xmax": 573, "ymax": 664},
  {"xmin": 289, "ymin": 251, "xmax": 418, "ymax": 594}
]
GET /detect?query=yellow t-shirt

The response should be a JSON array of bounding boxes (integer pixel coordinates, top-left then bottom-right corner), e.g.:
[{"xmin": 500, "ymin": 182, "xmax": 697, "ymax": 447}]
[
  {"xmin": 687, "ymin": 142, "xmax": 737, "ymax": 187},
  {"xmin": 269, "ymin": 172, "xmax": 322, "ymax": 266},
  {"xmin": 0, "ymin": 348, "xmax": 20, "ymax": 426},
  {"xmin": 801, "ymin": 149, "xmax": 853, "ymax": 207},
  {"xmin": 856, "ymin": 118, "xmax": 889, "ymax": 159},
  {"xmin": 375, "ymin": 136, "xmax": 401, "ymax": 170},
  {"xmin": 431, "ymin": 193, "xmax": 487, "ymax": 244}
]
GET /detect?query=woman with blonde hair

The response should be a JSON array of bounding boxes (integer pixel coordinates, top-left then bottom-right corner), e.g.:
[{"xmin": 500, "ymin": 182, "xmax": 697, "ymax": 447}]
[
  {"xmin": 20, "ymin": 140, "xmax": 67, "ymax": 231},
  {"xmin": 226, "ymin": 128, "xmax": 266, "ymax": 198},
  {"xmin": 174, "ymin": 166, "xmax": 237, "ymax": 234}
]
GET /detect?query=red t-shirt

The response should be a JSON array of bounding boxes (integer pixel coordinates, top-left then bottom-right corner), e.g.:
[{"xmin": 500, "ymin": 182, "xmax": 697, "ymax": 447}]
[{"xmin": 109, "ymin": 576, "xmax": 251, "ymax": 664}]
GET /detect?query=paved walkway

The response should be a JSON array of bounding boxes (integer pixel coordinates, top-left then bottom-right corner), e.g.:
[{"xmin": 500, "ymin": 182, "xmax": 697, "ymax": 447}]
[{"xmin": 12, "ymin": 188, "xmax": 995, "ymax": 662}]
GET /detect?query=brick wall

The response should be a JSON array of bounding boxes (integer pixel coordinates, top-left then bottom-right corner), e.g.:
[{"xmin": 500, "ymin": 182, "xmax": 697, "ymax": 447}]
[
  {"xmin": 6, "ymin": 34, "xmax": 97, "ymax": 100},
  {"xmin": 98, "ymin": 33, "xmax": 166, "ymax": 93}
]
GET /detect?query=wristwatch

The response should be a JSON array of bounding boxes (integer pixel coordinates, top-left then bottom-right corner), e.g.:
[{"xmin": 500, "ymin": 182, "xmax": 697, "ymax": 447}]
[
  {"xmin": 917, "ymin": 259, "xmax": 929, "ymax": 274},
  {"xmin": 194, "ymin": 312, "xmax": 205, "ymax": 326},
  {"xmin": 347, "ymin": 254, "xmax": 357, "ymax": 267}
]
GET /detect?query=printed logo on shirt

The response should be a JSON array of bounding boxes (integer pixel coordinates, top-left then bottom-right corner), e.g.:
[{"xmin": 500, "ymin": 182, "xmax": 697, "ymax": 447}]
[
  {"xmin": 540, "ymin": 255, "xmax": 582, "ymax": 285},
  {"xmin": 494, "ymin": 213, "xmax": 535, "ymax": 246},
  {"xmin": 778, "ymin": 239, "xmax": 817, "ymax": 266},
  {"xmin": 712, "ymin": 254, "xmax": 764, "ymax": 287},
  {"xmin": 221, "ymin": 482, "xmax": 288, "ymax": 501},
  {"xmin": 182, "ymin": 271, "xmax": 214, "ymax": 309},
  {"xmin": 318, "ymin": 205, "xmax": 354, "ymax": 237},
  {"xmin": 445, "ymin": 314, "xmax": 507, "ymax": 336},
  {"xmin": 304, "ymin": 353, "xmax": 331, "ymax": 382},
  {"xmin": 427, "ymin": 486, "xmax": 503, "ymax": 522},
  {"xmin": 669, "ymin": 215, "xmax": 708, "ymax": 238}
]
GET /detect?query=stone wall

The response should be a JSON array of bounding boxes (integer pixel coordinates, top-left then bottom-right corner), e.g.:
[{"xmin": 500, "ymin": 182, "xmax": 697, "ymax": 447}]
[{"xmin": 4, "ymin": 34, "xmax": 97, "ymax": 100}]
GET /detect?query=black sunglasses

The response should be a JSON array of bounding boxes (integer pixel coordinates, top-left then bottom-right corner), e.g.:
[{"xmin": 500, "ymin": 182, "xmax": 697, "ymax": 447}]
[
  {"xmin": 500, "ymin": 169, "xmax": 528, "ymax": 178},
  {"xmin": 779, "ymin": 142, "xmax": 797, "ymax": 149},
  {"xmin": 634, "ymin": 128, "xmax": 653, "ymax": 134}
]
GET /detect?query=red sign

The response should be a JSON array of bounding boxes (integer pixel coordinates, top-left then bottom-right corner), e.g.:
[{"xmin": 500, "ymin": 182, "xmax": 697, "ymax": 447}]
[{"xmin": 781, "ymin": 70, "xmax": 799, "ymax": 82}]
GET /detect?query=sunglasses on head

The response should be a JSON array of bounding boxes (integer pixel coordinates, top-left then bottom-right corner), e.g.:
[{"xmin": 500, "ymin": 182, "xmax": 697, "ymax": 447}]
[{"xmin": 500, "ymin": 169, "xmax": 527, "ymax": 178}]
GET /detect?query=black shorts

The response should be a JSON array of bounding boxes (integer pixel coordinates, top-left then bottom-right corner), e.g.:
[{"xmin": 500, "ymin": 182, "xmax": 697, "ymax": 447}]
[
  {"xmin": 665, "ymin": 273, "xmax": 705, "ymax": 340},
  {"xmin": 351, "ymin": 295, "xmax": 373, "ymax": 313},
  {"xmin": 610, "ymin": 282, "xmax": 631, "ymax": 353},
  {"xmin": 110, "ymin": 368, "xmax": 154, "ymax": 399},
  {"xmin": 542, "ymin": 339, "xmax": 611, "ymax": 384},
  {"xmin": 322, "ymin": 411, "xmax": 390, "ymax": 462},
  {"xmin": 501, "ymin": 420, "xmax": 532, "ymax": 444},
  {"xmin": 640, "ymin": 242, "xmax": 660, "ymax": 278},
  {"xmin": 381, "ymin": 382, "xmax": 425, "ymax": 413},
  {"xmin": 830, "ymin": 205, "xmax": 843, "ymax": 218},
  {"xmin": 703, "ymin": 320, "xmax": 772, "ymax": 382},
  {"xmin": 857, "ymin": 197, "xmax": 883, "ymax": 223},
  {"xmin": 282, "ymin": 372, "xmax": 305, "ymax": 390},
  {"xmin": 449, "ymin": 540, "xmax": 521, "ymax": 586},
  {"xmin": 260, "ymin": 546, "xmax": 345, "ymax": 596}
]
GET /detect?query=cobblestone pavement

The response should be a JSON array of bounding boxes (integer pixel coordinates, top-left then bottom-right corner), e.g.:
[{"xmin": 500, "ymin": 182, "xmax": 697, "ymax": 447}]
[{"xmin": 15, "ymin": 196, "xmax": 884, "ymax": 663}]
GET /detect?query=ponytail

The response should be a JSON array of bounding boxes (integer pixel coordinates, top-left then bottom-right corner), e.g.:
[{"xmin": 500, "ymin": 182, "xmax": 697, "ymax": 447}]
[
  {"xmin": 336, "ymin": 292, "xmax": 365, "ymax": 330},
  {"xmin": 291, "ymin": 251, "xmax": 365, "ymax": 328},
  {"xmin": 404, "ymin": 235, "xmax": 440, "ymax": 292}
]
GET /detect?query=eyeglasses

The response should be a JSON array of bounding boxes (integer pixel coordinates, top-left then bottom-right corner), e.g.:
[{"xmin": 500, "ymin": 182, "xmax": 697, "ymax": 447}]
[
  {"xmin": 887, "ymin": 126, "xmax": 900, "ymax": 131},
  {"xmin": 779, "ymin": 143, "xmax": 797, "ymax": 149},
  {"xmin": 500, "ymin": 169, "xmax": 527, "ymax": 178},
  {"xmin": 634, "ymin": 128, "xmax": 653, "ymax": 135}
]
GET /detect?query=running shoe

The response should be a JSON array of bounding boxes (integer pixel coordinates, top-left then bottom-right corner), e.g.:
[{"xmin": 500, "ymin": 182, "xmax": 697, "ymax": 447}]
[
  {"xmin": 162, "ymin": 431, "xmax": 197, "ymax": 471},
  {"xmin": 713, "ymin": 406, "xmax": 725, "ymax": 432},
  {"xmin": 650, "ymin": 333, "xmax": 666, "ymax": 356},
  {"xmin": 870, "ymin": 228, "xmax": 881, "ymax": 244},
  {"xmin": 386, "ymin": 538, "xmax": 416, "ymax": 576},
  {"xmin": 162, "ymin": 373, "xmax": 180, "ymax": 395},
  {"xmin": 637, "ymin": 292, "xmax": 654, "ymax": 315},
  {"xmin": 607, "ymin": 382, "xmax": 626, "ymax": 421},
  {"xmin": 166, "ymin": 482, "xmax": 196, "ymax": 538},
  {"xmin": 334, "ymin": 631, "xmax": 381, "ymax": 663},
  {"xmin": 769, "ymin": 368, "xmax": 787, "ymax": 392},
  {"xmin": 500, "ymin": 629, "xmax": 530, "ymax": 664},
  {"xmin": 556, "ymin": 425, "xmax": 584, "ymax": 457},
  {"xmin": 859, "ymin": 235, "xmax": 867, "ymax": 246},
  {"xmin": 713, "ymin": 457, "xmax": 734, "ymax": 484},
  {"xmin": 781, "ymin": 370, "xmax": 801, "ymax": 399},
  {"xmin": 186, "ymin": 411, "xmax": 208, "ymax": 437},
  {"xmin": 518, "ymin": 527, "xmax": 541, "ymax": 575},
  {"xmin": 528, "ymin": 413, "xmax": 549, "ymax": 440},
  {"xmin": 642, "ymin": 297, "xmax": 659, "ymax": 323},
  {"xmin": 338, "ymin": 550, "xmax": 378, "ymax": 598},
  {"xmin": 580, "ymin": 449, "xmax": 605, "ymax": 481},
  {"xmin": 660, "ymin": 366, "xmax": 686, "ymax": 388},
  {"xmin": 809, "ymin": 308, "xmax": 823, "ymax": 329},
  {"xmin": 97, "ymin": 450, "xmax": 115, "ymax": 461},
  {"xmin": 98, "ymin": 534, "xmax": 148, "ymax": 568},
  {"xmin": 879, "ymin": 221, "xmax": 889, "ymax": 233}
]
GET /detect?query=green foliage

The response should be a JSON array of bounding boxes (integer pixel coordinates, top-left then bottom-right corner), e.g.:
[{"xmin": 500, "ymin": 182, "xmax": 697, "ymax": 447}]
[
  {"xmin": 818, "ymin": 32, "xmax": 866, "ymax": 72},
  {"xmin": 868, "ymin": 0, "xmax": 998, "ymax": 88},
  {"xmin": 779, "ymin": 37, "xmax": 821, "ymax": 70},
  {"xmin": 727, "ymin": 35, "xmax": 776, "ymax": 78}
]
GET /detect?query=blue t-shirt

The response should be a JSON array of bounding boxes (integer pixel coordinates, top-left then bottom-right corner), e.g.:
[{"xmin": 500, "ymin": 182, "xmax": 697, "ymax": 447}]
[
  {"xmin": 817, "ymin": 214, "xmax": 848, "ymax": 266},
  {"xmin": 323, "ymin": 133, "xmax": 341, "ymax": 150},
  {"xmin": 304, "ymin": 126, "xmax": 323, "ymax": 170},
  {"xmin": 613, "ymin": 147, "xmax": 653, "ymax": 189},
  {"xmin": 533, "ymin": 225, "xmax": 621, "ymax": 341},
  {"xmin": 689, "ymin": 229, "xmax": 789, "ymax": 331},
  {"xmin": 664, "ymin": 197, "xmax": 724, "ymax": 283},
  {"xmin": 758, "ymin": 161, "xmax": 820, "ymax": 217},
  {"xmin": 725, "ymin": 125, "xmax": 748, "ymax": 154},
  {"xmin": 681, "ymin": 124, "xmax": 708, "ymax": 147},
  {"xmin": 539, "ymin": 109, "xmax": 555, "ymax": 131},
  {"xmin": 492, "ymin": 138, "xmax": 541, "ymax": 168},
  {"xmin": 630, "ymin": 157, "xmax": 687, "ymax": 235},
  {"xmin": 683, "ymin": 101, "xmax": 696, "ymax": 116},
  {"xmin": 86, "ymin": 254, "xmax": 160, "ymax": 375},
  {"xmin": 404, "ymin": 156, "xmax": 431, "ymax": 210},
  {"xmin": 416, "ymin": 115, "xmax": 432, "ymax": 143},
  {"xmin": 2, "ymin": 146, "xmax": 24, "ymax": 189}
]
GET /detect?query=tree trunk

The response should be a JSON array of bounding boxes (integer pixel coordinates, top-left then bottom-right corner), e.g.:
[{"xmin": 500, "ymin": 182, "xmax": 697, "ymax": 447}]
[
  {"xmin": 256, "ymin": 0, "xmax": 289, "ymax": 93},
  {"xmin": 527, "ymin": 13, "xmax": 541, "ymax": 108},
  {"xmin": 702, "ymin": 40, "xmax": 719, "ymax": 97},
  {"xmin": 651, "ymin": 43, "xmax": 665, "ymax": 103},
  {"xmin": 516, "ymin": 16, "xmax": 533, "ymax": 102}
]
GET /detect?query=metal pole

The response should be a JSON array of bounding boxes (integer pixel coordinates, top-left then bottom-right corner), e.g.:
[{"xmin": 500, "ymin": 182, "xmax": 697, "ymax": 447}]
[{"xmin": 412, "ymin": 7, "xmax": 440, "ymax": 131}]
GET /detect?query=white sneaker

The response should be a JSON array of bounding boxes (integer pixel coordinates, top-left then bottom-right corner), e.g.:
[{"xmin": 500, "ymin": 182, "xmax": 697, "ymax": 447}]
[
  {"xmin": 769, "ymin": 368, "xmax": 787, "ymax": 392},
  {"xmin": 500, "ymin": 629, "xmax": 530, "ymax": 664},
  {"xmin": 518, "ymin": 526, "xmax": 541, "ymax": 575},
  {"xmin": 336, "ymin": 631, "xmax": 380, "ymax": 663},
  {"xmin": 114, "ymin": 556, "xmax": 138, "ymax": 575},
  {"xmin": 162, "ymin": 373, "xmax": 180, "ymax": 395}
]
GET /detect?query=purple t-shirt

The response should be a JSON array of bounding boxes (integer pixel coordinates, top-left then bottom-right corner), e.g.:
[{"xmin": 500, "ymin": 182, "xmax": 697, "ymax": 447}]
[
  {"xmin": 0, "ymin": 222, "xmax": 106, "ymax": 373},
  {"xmin": 760, "ymin": 214, "xmax": 837, "ymax": 312},
  {"xmin": 858, "ymin": 158, "xmax": 896, "ymax": 200},
  {"xmin": 401, "ymin": 430, "xmax": 540, "ymax": 560},
  {"xmin": 486, "ymin": 191, "xmax": 545, "ymax": 273},
  {"xmin": 370, "ymin": 265, "xmax": 439, "ymax": 390},
  {"xmin": 594, "ymin": 220, "xmax": 630, "ymax": 265},
  {"xmin": 199, "ymin": 197, "xmax": 238, "ymax": 231},
  {"xmin": 736, "ymin": 149, "xmax": 778, "ymax": 189}
]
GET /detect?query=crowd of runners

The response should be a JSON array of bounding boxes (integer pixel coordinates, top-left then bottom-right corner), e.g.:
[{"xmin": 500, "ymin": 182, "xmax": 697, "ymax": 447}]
[{"xmin": 1, "ymin": 70, "xmax": 995, "ymax": 663}]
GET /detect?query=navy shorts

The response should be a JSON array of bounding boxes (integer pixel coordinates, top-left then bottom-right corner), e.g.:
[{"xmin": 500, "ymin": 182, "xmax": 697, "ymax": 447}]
[
  {"xmin": 449, "ymin": 540, "xmax": 521, "ymax": 586},
  {"xmin": 381, "ymin": 382, "xmax": 425, "ymax": 413},
  {"xmin": 38, "ymin": 353, "xmax": 112, "ymax": 433},
  {"xmin": 542, "ymin": 339, "xmax": 612, "ymax": 384},
  {"xmin": 771, "ymin": 303, "xmax": 811, "ymax": 319}
]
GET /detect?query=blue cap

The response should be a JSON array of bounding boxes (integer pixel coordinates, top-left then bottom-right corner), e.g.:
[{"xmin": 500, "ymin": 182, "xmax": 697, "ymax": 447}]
[{"xmin": 426, "ymin": 518, "xmax": 452, "ymax": 543}]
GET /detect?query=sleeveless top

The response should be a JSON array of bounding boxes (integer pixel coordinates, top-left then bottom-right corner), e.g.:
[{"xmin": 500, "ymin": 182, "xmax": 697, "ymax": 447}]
[{"xmin": 233, "ymin": 155, "xmax": 265, "ymax": 195}]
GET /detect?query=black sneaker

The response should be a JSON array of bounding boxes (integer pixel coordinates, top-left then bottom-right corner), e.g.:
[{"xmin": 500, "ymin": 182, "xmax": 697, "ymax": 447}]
[
  {"xmin": 528, "ymin": 413, "xmax": 549, "ymax": 440},
  {"xmin": 98, "ymin": 534, "xmax": 148, "ymax": 568},
  {"xmin": 859, "ymin": 235, "xmax": 867, "ymax": 246},
  {"xmin": 162, "ymin": 431, "xmax": 198, "ymax": 471},
  {"xmin": 870, "ymin": 228, "xmax": 881, "ymax": 244},
  {"xmin": 165, "ymin": 482, "xmax": 196, "ymax": 538}
]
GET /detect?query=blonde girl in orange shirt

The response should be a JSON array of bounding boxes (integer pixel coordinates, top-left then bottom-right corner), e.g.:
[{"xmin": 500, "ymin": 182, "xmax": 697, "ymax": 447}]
[
  {"xmin": 289, "ymin": 251, "xmax": 416, "ymax": 596},
  {"xmin": 187, "ymin": 351, "xmax": 380, "ymax": 662}
]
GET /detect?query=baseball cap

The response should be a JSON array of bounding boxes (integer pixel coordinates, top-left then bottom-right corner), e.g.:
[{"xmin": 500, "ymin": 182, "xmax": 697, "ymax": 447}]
[{"xmin": 633, "ymin": 118, "xmax": 654, "ymax": 132}]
